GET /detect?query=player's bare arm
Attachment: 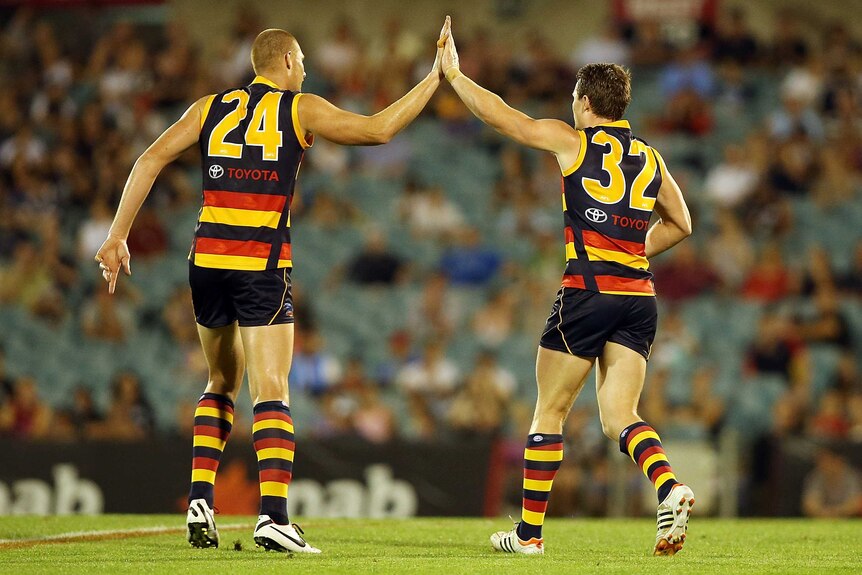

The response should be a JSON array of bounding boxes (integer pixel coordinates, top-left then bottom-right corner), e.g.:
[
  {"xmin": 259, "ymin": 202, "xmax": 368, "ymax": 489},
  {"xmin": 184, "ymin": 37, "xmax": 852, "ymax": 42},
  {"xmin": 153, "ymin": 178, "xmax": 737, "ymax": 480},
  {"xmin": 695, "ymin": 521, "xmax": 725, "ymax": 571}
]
[
  {"xmin": 440, "ymin": 20, "xmax": 580, "ymax": 167},
  {"xmin": 94, "ymin": 95, "xmax": 208, "ymax": 293},
  {"xmin": 644, "ymin": 154, "xmax": 692, "ymax": 259},
  {"xmin": 297, "ymin": 17, "xmax": 450, "ymax": 146}
]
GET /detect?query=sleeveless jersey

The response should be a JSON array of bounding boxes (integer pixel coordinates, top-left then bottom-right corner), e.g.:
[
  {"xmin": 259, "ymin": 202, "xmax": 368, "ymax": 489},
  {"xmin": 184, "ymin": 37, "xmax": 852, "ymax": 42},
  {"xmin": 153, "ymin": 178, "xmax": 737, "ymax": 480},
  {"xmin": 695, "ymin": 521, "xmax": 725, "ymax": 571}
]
[
  {"xmin": 560, "ymin": 120, "xmax": 667, "ymax": 296},
  {"xmin": 191, "ymin": 76, "xmax": 312, "ymax": 271}
]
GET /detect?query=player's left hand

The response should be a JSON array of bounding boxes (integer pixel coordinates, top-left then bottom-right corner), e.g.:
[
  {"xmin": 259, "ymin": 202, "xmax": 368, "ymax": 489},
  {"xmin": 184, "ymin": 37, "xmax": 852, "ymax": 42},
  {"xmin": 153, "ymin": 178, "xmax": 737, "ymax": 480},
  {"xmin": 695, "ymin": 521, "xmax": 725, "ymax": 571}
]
[
  {"xmin": 94, "ymin": 235, "xmax": 131, "ymax": 294},
  {"xmin": 431, "ymin": 15, "xmax": 451, "ymax": 80}
]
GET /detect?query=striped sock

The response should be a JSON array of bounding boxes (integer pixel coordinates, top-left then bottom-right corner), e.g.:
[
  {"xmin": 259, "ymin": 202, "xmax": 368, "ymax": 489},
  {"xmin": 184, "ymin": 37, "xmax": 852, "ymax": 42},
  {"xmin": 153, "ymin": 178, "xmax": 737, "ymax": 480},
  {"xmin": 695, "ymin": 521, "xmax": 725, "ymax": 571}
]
[
  {"xmin": 252, "ymin": 400, "xmax": 295, "ymax": 525},
  {"xmin": 619, "ymin": 421, "xmax": 678, "ymax": 503},
  {"xmin": 516, "ymin": 433, "xmax": 563, "ymax": 542},
  {"xmin": 188, "ymin": 392, "xmax": 234, "ymax": 507}
]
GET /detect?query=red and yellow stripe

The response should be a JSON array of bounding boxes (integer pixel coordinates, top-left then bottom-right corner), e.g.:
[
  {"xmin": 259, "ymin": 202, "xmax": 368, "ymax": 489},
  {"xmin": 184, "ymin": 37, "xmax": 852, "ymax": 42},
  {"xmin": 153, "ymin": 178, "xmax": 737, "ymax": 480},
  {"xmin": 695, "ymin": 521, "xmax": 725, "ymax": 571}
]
[
  {"xmin": 199, "ymin": 190, "xmax": 285, "ymax": 230},
  {"xmin": 582, "ymin": 230, "xmax": 648, "ymax": 270}
]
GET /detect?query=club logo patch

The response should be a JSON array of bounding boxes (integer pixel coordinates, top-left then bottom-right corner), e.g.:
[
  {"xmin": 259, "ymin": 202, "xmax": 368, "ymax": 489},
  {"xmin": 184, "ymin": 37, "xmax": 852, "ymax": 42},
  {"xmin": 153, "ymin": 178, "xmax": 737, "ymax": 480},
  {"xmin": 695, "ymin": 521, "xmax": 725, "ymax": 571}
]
[{"xmin": 585, "ymin": 207, "xmax": 608, "ymax": 223}]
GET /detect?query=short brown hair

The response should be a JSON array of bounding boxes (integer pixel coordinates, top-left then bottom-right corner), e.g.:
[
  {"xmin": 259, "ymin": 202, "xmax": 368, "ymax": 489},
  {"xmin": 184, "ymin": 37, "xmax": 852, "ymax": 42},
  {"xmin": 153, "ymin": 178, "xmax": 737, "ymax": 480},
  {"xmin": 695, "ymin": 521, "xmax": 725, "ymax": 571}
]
[
  {"xmin": 575, "ymin": 63, "xmax": 632, "ymax": 121},
  {"xmin": 250, "ymin": 29, "xmax": 296, "ymax": 74}
]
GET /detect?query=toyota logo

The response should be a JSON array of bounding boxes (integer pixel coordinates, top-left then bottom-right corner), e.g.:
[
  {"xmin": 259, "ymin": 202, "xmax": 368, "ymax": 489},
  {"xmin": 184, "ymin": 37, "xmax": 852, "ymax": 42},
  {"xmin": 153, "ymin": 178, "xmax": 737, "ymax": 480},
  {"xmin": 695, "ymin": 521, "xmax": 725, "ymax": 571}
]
[
  {"xmin": 585, "ymin": 207, "xmax": 608, "ymax": 223},
  {"xmin": 209, "ymin": 164, "xmax": 224, "ymax": 179}
]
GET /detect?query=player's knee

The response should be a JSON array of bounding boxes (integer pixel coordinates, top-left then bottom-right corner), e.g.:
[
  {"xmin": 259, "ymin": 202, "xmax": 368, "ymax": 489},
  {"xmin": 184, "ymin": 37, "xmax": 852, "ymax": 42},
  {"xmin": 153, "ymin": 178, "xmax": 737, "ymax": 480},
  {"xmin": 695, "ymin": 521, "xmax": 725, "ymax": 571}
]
[
  {"xmin": 205, "ymin": 376, "xmax": 240, "ymax": 399},
  {"xmin": 599, "ymin": 412, "xmax": 629, "ymax": 440}
]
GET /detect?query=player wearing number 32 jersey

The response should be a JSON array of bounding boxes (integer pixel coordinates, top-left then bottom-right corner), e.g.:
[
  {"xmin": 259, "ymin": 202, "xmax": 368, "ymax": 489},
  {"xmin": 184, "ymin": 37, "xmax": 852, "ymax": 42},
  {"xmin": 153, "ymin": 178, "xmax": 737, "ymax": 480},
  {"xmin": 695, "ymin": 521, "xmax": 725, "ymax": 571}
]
[
  {"xmin": 440, "ymin": 20, "xmax": 695, "ymax": 558},
  {"xmin": 95, "ymin": 19, "xmax": 453, "ymax": 555}
]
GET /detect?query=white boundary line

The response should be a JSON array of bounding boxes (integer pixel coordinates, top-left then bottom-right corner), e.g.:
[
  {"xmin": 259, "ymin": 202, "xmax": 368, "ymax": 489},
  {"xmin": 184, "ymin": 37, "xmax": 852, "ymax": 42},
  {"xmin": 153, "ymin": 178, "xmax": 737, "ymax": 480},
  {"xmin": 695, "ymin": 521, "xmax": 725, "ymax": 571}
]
[{"xmin": 0, "ymin": 522, "xmax": 253, "ymax": 547}]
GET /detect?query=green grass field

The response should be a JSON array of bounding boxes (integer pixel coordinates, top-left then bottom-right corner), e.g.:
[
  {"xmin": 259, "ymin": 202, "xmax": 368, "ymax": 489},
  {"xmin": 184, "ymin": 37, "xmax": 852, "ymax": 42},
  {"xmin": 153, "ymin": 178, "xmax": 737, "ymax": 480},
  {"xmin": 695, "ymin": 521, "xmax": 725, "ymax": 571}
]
[{"xmin": 0, "ymin": 516, "xmax": 860, "ymax": 574}]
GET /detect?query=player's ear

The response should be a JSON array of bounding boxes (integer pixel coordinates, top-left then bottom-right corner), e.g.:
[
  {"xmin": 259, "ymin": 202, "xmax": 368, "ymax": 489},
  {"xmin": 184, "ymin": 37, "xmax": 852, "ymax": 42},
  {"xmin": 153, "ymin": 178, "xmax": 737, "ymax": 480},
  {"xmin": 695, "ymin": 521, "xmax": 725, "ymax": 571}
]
[{"xmin": 285, "ymin": 51, "xmax": 292, "ymax": 71}]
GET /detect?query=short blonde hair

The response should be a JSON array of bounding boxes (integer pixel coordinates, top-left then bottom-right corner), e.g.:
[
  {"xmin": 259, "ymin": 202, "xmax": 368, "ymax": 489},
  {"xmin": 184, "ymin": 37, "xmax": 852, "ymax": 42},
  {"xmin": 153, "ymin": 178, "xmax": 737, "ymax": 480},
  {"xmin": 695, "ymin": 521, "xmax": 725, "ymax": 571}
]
[{"xmin": 250, "ymin": 29, "xmax": 296, "ymax": 74}]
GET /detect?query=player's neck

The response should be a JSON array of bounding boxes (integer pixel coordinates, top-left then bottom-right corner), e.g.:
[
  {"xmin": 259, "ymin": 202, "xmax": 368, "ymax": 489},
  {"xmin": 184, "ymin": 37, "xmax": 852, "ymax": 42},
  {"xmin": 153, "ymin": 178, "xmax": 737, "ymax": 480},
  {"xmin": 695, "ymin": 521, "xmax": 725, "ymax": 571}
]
[
  {"xmin": 257, "ymin": 70, "xmax": 291, "ymax": 91},
  {"xmin": 579, "ymin": 113, "xmax": 616, "ymax": 129}
]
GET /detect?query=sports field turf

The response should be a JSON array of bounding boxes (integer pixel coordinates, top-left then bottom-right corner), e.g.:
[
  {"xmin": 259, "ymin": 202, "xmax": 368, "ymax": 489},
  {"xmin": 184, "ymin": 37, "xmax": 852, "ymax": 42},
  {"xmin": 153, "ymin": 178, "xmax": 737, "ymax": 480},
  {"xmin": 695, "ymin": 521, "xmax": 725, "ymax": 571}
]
[{"xmin": 0, "ymin": 516, "xmax": 859, "ymax": 574}]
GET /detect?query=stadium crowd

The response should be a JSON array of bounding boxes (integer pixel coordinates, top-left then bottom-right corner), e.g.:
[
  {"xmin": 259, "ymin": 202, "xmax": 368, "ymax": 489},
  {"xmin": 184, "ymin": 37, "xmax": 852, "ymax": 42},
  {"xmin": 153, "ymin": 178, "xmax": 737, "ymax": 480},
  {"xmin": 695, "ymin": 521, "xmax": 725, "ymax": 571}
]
[{"xmin": 0, "ymin": 4, "xmax": 861, "ymax": 516}]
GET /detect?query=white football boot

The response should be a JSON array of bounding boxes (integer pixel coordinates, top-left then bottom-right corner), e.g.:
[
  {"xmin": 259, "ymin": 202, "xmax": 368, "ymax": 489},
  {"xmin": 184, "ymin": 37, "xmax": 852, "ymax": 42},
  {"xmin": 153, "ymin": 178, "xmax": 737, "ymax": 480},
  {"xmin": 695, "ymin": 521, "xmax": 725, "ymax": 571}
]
[
  {"xmin": 253, "ymin": 515, "xmax": 321, "ymax": 554},
  {"xmin": 186, "ymin": 498, "xmax": 219, "ymax": 548},
  {"xmin": 490, "ymin": 523, "xmax": 544, "ymax": 555},
  {"xmin": 654, "ymin": 484, "xmax": 695, "ymax": 556}
]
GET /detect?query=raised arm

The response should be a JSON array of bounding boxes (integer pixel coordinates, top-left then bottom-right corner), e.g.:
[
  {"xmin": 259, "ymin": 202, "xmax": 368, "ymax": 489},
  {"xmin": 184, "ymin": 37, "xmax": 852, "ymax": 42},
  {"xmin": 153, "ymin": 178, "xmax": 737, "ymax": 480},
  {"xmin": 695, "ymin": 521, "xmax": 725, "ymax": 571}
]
[
  {"xmin": 297, "ymin": 17, "xmax": 450, "ymax": 146},
  {"xmin": 645, "ymin": 152, "xmax": 692, "ymax": 259},
  {"xmin": 440, "ymin": 21, "xmax": 579, "ymax": 160},
  {"xmin": 95, "ymin": 95, "xmax": 207, "ymax": 293}
]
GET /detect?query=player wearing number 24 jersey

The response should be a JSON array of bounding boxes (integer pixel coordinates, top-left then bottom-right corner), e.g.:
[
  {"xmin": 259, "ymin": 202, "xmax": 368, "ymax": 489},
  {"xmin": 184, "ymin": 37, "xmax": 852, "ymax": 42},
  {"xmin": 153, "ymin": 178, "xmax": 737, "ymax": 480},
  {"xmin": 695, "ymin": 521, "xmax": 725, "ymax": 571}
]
[
  {"xmin": 95, "ymin": 18, "xmax": 453, "ymax": 554},
  {"xmin": 440, "ymin": 18, "xmax": 695, "ymax": 557}
]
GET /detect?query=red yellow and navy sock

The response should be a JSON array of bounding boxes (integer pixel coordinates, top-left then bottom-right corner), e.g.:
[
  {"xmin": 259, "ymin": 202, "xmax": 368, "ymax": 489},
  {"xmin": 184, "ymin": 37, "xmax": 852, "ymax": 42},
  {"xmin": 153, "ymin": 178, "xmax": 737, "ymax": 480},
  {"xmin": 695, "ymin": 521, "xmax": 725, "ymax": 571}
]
[
  {"xmin": 188, "ymin": 392, "xmax": 234, "ymax": 507},
  {"xmin": 516, "ymin": 433, "xmax": 563, "ymax": 542},
  {"xmin": 253, "ymin": 400, "xmax": 295, "ymax": 525},
  {"xmin": 620, "ymin": 421, "xmax": 678, "ymax": 503}
]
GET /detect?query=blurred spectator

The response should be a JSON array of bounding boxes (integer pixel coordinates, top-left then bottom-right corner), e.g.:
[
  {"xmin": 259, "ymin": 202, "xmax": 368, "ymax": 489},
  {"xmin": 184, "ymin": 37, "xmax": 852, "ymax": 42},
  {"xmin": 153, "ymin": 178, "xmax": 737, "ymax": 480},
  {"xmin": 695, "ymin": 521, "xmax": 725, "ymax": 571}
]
[
  {"xmin": 448, "ymin": 351, "xmax": 515, "ymax": 435},
  {"xmin": 80, "ymin": 286, "xmax": 137, "ymax": 342},
  {"xmin": 706, "ymin": 210, "xmax": 755, "ymax": 290},
  {"xmin": 650, "ymin": 307, "xmax": 700, "ymax": 373},
  {"xmin": 291, "ymin": 326, "xmax": 342, "ymax": 397},
  {"xmin": 802, "ymin": 446, "xmax": 862, "ymax": 518},
  {"xmin": 654, "ymin": 88, "xmax": 714, "ymax": 136},
  {"xmin": 797, "ymin": 246, "xmax": 836, "ymax": 297},
  {"xmin": 808, "ymin": 390, "xmax": 850, "ymax": 440},
  {"xmin": 769, "ymin": 78, "xmax": 825, "ymax": 143},
  {"xmin": 659, "ymin": 46, "xmax": 715, "ymax": 100},
  {"xmin": 317, "ymin": 19, "xmax": 362, "ymax": 87},
  {"xmin": 571, "ymin": 21, "xmax": 630, "ymax": 68},
  {"xmin": 89, "ymin": 371, "xmax": 155, "ymax": 440},
  {"xmin": 439, "ymin": 226, "xmax": 502, "ymax": 286},
  {"xmin": 339, "ymin": 358, "xmax": 397, "ymax": 443},
  {"xmin": 651, "ymin": 243, "xmax": 721, "ymax": 301},
  {"xmin": 375, "ymin": 329, "xmax": 418, "ymax": 388},
  {"xmin": 626, "ymin": 19, "xmax": 671, "ymax": 67},
  {"xmin": 811, "ymin": 146, "xmax": 859, "ymax": 206},
  {"xmin": 713, "ymin": 61, "xmax": 757, "ymax": 112},
  {"xmin": 745, "ymin": 312, "xmax": 806, "ymax": 384},
  {"xmin": 396, "ymin": 340, "xmax": 459, "ymax": 424},
  {"xmin": 406, "ymin": 271, "xmax": 462, "ymax": 340},
  {"xmin": 344, "ymin": 228, "xmax": 406, "ymax": 286},
  {"xmin": 704, "ymin": 143, "xmax": 760, "ymax": 208},
  {"xmin": 126, "ymin": 205, "xmax": 168, "ymax": 260},
  {"xmin": 767, "ymin": 137, "xmax": 818, "ymax": 197},
  {"xmin": 768, "ymin": 10, "xmax": 809, "ymax": 68},
  {"xmin": 712, "ymin": 8, "xmax": 759, "ymax": 66},
  {"xmin": 398, "ymin": 181, "xmax": 465, "ymax": 240},
  {"xmin": 795, "ymin": 288, "xmax": 852, "ymax": 350},
  {"xmin": 742, "ymin": 243, "xmax": 795, "ymax": 302},
  {"xmin": 471, "ymin": 288, "xmax": 517, "ymax": 349},
  {"xmin": 56, "ymin": 385, "xmax": 103, "ymax": 439},
  {"xmin": 0, "ymin": 375, "xmax": 53, "ymax": 439}
]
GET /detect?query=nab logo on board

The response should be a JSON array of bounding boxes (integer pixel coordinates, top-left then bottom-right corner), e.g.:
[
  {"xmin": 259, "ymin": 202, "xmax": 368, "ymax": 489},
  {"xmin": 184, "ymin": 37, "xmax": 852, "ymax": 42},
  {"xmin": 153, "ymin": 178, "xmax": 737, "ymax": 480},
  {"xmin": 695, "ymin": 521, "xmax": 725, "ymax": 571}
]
[
  {"xmin": 585, "ymin": 207, "xmax": 608, "ymax": 223},
  {"xmin": 209, "ymin": 164, "xmax": 224, "ymax": 179}
]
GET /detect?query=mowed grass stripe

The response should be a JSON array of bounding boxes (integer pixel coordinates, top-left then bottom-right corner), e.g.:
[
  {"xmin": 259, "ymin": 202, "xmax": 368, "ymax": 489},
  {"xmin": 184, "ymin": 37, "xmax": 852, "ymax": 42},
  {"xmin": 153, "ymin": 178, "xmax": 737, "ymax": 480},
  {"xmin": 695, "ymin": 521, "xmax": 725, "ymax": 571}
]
[{"xmin": 0, "ymin": 523, "xmax": 253, "ymax": 549}]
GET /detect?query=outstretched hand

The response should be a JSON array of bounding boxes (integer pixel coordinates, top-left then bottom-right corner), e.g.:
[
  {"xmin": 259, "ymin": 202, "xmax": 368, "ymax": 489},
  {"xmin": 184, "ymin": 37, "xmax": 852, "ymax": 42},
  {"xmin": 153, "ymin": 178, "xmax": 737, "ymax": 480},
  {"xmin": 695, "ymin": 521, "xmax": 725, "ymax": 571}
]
[
  {"xmin": 441, "ymin": 18, "xmax": 460, "ymax": 78},
  {"xmin": 94, "ymin": 235, "xmax": 131, "ymax": 294},
  {"xmin": 431, "ymin": 15, "xmax": 452, "ymax": 80}
]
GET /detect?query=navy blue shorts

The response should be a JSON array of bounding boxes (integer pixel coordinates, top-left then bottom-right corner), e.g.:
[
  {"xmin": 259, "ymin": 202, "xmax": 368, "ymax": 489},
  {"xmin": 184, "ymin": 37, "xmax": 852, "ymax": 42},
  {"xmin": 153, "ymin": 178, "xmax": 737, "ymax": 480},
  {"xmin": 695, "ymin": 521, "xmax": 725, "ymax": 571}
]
[
  {"xmin": 189, "ymin": 262, "xmax": 295, "ymax": 328},
  {"xmin": 539, "ymin": 287, "xmax": 657, "ymax": 359}
]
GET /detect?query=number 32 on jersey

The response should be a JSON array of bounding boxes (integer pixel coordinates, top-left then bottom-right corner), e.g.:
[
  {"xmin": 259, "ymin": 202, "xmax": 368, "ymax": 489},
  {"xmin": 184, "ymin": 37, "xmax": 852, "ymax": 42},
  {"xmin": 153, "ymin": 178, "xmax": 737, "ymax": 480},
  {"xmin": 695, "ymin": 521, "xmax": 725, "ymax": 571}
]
[
  {"xmin": 581, "ymin": 131, "xmax": 661, "ymax": 212},
  {"xmin": 208, "ymin": 90, "xmax": 284, "ymax": 161}
]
